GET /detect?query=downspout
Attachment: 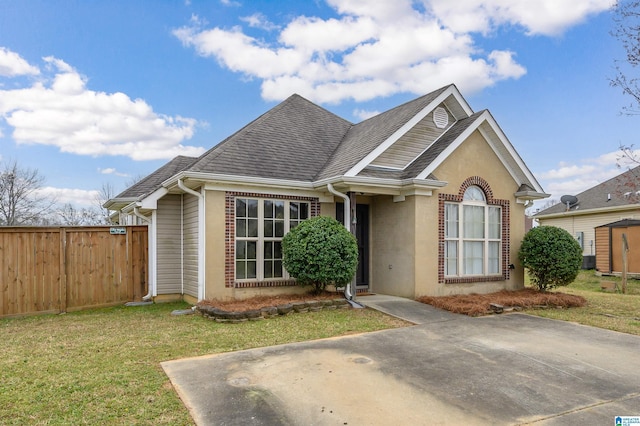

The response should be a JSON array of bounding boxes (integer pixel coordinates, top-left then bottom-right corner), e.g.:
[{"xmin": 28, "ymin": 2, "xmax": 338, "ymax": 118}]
[
  {"xmin": 131, "ymin": 205, "xmax": 153, "ymax": 301},
  {"xmin": 327, "ymin": 183, "xmax": 362, "ymax": 306}
]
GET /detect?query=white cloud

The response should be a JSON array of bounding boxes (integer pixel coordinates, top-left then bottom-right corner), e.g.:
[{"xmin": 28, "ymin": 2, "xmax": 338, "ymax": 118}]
[
  {"xmin": 36, "ymin": 186, "xmax": 99, "ymax": 207},
  {"xmin": 174, "ymin": 0, "xmax": 608, "ymax": 104},
  {"xmin": 0, "ymin": 56, "xmax": 205, "ymax": 161},
  {"xmin": 0, "ymin": 47, "xmax": 40, "ymax": 77},
  {"xmin": 240, "ymin": 13, "xmax": 280, "ymax": 31},
  {"xmin": 427, "ymin": 0, "xmax": 614, "ymax": 36},
  {"xmin": 353, "ymin": 108, "xmax": 380, "ymax": 121},
  {"xmin": 98, "ymin": 167, "xmax": 129, "ymax": 177}
]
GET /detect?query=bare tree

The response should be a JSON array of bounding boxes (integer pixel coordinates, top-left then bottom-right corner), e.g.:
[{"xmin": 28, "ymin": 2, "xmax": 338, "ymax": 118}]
[
  {"xmin": 0, "ymin": 159, "xmax": 56, "ymax": 226},
  {"xmin": 94, "ymin": 182, "xmax": 117, "ymax": 225},
  {"xmin": 57, "ymin": 203, "xmax": 102, "ymax": 226},
  {"xmin": 611, "ymin": 1, "xmax": 640, "ymax": 114}
]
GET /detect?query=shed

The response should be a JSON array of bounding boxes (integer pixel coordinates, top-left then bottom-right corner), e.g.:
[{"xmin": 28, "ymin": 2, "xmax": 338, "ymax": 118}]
[{"xmin": 595, "ymin": 219, "xmax": 640, "ymax": 275}]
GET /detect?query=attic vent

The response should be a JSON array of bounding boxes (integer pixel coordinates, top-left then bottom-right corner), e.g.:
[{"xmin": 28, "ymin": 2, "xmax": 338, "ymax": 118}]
[{"xmin": 433, "ymin": 107, "xmax": 448, "ymax": 129}]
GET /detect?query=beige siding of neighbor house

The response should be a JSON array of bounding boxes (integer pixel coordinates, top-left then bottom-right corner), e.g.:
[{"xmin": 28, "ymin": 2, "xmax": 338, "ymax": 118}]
[
  {"xmin": 183, "ymin": 192, "xmax": 199, "ymax": 299},
  {"xmin": 156, "ymin": 195, "xmax": 182, "ymax": 295},
  {"xmin": 537, "ymin": 210, "xmax": 640, "ymax": 256},
  {"xmin": 370, "ymin": 105, "xmax": 454, "ymax": 169},
  {"xmin": 420, "ymin": 129, "xmax": 526, "ymax": 296}
]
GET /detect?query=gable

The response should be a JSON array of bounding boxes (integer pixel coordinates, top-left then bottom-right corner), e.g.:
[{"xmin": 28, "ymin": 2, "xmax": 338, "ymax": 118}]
[{"xmin": 369, "ymin": 103, "xmax": 456, "ymax": 170}]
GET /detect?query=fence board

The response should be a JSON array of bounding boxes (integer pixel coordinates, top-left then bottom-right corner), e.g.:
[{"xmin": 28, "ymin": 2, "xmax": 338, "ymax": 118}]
[{"xmin": 0, "ymin": 226, "xmax": 148, "ymax": 318}]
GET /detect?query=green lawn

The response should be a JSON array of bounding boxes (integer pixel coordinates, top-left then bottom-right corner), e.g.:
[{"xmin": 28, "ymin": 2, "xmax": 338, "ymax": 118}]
[
  {"xmin": 525, "ymin": 270, "xmax": 640, "ymax": 336},
  {"xmin": 0, "ymin": 303, "xmax": 405, "ymax": 425}
]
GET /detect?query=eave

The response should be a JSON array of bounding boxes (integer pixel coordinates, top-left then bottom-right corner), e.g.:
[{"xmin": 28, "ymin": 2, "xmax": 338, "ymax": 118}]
[{"xmin": 535, "ymin": 203, "xmax": 640, "ymax": 220}]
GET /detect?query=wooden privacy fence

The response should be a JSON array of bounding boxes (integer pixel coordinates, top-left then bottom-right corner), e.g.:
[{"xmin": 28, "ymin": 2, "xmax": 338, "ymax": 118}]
[{"xmin": 0, "ymin": 226, "xmax": 148, "ymax": 318}]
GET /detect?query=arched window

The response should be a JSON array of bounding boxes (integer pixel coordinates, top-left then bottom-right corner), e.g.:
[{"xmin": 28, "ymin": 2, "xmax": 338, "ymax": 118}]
[{"xmin": 444, "ymin": 186, "xmax": 501, "ymax": 276}]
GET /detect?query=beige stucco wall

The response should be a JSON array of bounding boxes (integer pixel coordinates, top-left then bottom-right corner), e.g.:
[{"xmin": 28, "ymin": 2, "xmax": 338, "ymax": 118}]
[
  {"xmin": 204, "ymin": 190, "xmax": 231, "ymax": 300},
  {"xmin": 370, "ymin": 195, "xmax": 417, "ymax": 297}
]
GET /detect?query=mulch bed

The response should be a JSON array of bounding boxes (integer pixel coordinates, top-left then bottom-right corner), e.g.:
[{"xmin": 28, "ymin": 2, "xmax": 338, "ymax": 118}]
[{"xmin": 417, "ymin": 288, "xmax": 587, "ymax": 317}]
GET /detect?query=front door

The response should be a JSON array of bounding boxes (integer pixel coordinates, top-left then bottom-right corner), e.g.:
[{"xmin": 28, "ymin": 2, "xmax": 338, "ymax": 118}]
[{"xmin": 336, "ymin": 203, "xmax": 369, "ymax": 290}]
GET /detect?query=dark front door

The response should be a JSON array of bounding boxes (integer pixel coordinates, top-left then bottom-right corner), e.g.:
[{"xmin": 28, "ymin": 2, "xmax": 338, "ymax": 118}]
[{"xmin": 336, "ymin": 203, "xmax": 370, "ymax": 288}]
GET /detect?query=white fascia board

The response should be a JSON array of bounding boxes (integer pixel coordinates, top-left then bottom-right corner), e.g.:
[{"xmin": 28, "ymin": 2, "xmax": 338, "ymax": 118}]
[
  {"xmin": 344, "ymin": 85, "xmax": 472, "ymax": 178},
  {"xmin": 165, "ymin": 171, "xmax": 314, "ymax": 192},
  {"xmin": 314, "ymin": 175, "xmax": 447, "ymax": 196},
  {"xmin": 535, "ymin": 204, "xmax": 640, "ymax": 220},
  {"xmin": 479, "ymin": 113, "xmax": 546, "ymax": 194}
]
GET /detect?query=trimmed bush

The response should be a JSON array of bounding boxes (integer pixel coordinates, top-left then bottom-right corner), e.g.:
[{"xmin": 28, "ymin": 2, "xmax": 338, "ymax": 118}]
[
  {"xmin": 518, "ymin": 226, "xmax": 582, "ymax": 291},
  {"xmin": 282, "ymin": 216, "xmax": 358, "ymax": 294}
]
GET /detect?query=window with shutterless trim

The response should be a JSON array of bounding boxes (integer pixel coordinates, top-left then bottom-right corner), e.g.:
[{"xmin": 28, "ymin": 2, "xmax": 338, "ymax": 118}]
[{"xmin": 234, "ymin": 198, "xmax": 309, "ymax": 281}]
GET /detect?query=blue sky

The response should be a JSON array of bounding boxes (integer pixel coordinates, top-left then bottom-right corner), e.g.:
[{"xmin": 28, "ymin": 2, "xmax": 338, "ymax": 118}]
[{"xmin": 0, "ymin": 0, "xmax": 633, "ymax": 212}]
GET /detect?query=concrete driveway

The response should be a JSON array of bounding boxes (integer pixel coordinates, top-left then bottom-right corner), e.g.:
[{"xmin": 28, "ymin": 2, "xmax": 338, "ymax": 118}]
[{"xmin": 162, "ymin": 295, "xmax": 640, "ymax": 425}]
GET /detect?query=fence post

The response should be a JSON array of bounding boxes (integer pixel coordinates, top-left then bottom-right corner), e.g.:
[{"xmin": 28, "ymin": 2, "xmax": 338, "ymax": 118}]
[{"xmin": 59, "ymin": 228, "xmax": 67, "ymax": 313}]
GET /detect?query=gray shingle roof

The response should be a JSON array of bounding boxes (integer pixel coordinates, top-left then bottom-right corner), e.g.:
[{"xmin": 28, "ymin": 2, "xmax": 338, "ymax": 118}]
[
  {"xmin": 115, "ymin": 155, "xmax": 197, "ymax": 199},
  {"xmin": 536, "ymin": 166, "xmax": 640, "ymax": 216},
  {"xmin": 187, "ymin": 94, "xmax": 352, "ymax": 181}
]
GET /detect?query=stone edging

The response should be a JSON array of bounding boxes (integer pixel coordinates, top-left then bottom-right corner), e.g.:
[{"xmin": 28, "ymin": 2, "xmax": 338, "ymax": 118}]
[{"xmin": 196, "ymin": 298, "xmax": 351, "ymax": 323}]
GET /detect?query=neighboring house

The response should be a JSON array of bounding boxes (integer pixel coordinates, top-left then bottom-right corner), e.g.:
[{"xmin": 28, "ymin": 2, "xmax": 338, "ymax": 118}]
[
  {"xmin": 105, "ymin": 84, "xmax": 547, "ymax": 303},
  {"xmin": 535, "ymin": 166, "xmax": 640, "ymax": 265}
]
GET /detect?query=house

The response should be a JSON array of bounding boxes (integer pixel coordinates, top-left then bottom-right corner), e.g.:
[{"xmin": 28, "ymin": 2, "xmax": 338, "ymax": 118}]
[
  {"xmin": 535, "ymin": 166, "xmax": 640, "ymax": 268},
  {"xmin": 105, "ymin": 84, "xmax": 548, "ymax": 303}
]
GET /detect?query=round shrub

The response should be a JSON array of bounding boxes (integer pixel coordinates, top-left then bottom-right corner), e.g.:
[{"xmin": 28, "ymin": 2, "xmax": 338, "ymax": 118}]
[
  {"xmin": 282, "ymin": 216, "xmax": 358, "ymax": 294},
  {"xmin": 518, "ymin": 226, "xmax": 582, "ymax": 291}
]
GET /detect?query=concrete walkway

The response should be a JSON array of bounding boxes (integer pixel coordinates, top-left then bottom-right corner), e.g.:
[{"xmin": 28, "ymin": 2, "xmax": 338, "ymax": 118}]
[{"xmin": 162, "ymin": 294, "xmax": 640, "ymax": 425}]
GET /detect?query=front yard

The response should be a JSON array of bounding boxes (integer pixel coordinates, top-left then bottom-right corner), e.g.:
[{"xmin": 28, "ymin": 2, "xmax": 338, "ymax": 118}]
[{"xmin": 0, "ymin": 303, "xmax": 405, "ymax": 425}]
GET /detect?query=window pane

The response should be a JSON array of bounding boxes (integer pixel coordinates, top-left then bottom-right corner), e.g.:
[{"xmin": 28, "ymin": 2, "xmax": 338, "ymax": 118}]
[
  {"xmin": 463, "ymin": 186, "xmax": 485, "ymax": 201},
  {"xmin": 247, "ymin": 241, "xmax": 256, "ymax": 260},
  {"xmin": 290, "ymin": 202, "xmax": 299, "ymax": 220},
  {"xmin": 247, "ymin": 261, "xmax": 256, "ymax": 279},
  {"xmin": 300, "ymin": 203, "xmax": 309, "ymax": 219},
  {"xmin": 275, "ymin": 220, "xmax": 284, "ymax": 237},
  {"xmin": 488, "ymin": 207, "xmax": 501, "ymax": 239},
  {"xmin": 463, "ymin": 205, "xmax": 484, "ymax": 238},
  {"xmin": 236, "ymin": 261, "xmax": 246, "ymax": 279},
  {"xmin": 235, "ymin": 241, "xmax": 246, "ymax": 259},
  {"xmin": 264, "ymin": 261, "xmax": 273, "ymax": 279},
  {"xmin": 275, "ymin": 201, "xmax": 285, "ymax": 219},
  {"xmin": 264, "ymin": 200, "xmax": 273, "ymax": 218},
  {"xmin": 248, "ymin": 218, "xmax": 258, "ymax": 237},
  {"xmin": 274, "ymin": 260, "xmax": 283, "ymax": 277},
  {"xmin": 264, "ymin": 219, "xmax": 273, "ymax": 237},
  {"xmin": 264, "ymin": 241, "xmax": 273, "ymax": 259},
  {"xmin": 247, "ymin": 199, "xmax": 258, "ymax": 218},
  {"xmin": 445, "ymin": 203, "xmax": 458, "ymax": 238},
  {"xmin": 463, "ymin": 241, "xmax": 483, "ymax": 275},
  {"xmin": 488, "ymin": 242, "xmax": 500, "ymax": 274},
  {"xmin": 274, "ymin": 241, "xmax": 282, "ymax": 259},
  {"xmin": 236, "ymin": 199, "xmax": 246, "ymax": 218},
  {"xmin": 236, "ymin": 219, "xmax": 246, "ymax": 237},
  {"xmin": 445, "ymin": 241, "xmax": 458, "ymax": 275}
]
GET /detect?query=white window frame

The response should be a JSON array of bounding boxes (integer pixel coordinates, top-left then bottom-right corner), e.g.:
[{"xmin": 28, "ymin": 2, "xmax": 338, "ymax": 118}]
[
  {"xmin": 444, "ymin": 187, "xmax": 502, "ymax": 277},
  {"xmin": 235, "ymin": 197, "xmax": 310, "ymax": 282}
]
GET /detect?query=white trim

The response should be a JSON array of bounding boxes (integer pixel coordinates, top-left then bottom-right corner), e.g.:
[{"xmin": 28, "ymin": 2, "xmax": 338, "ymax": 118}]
[
  {"xmin": 198, "ymin": 189, "xmax": 206, "ymax": 301},
  {"xmin": 150, "ymin": 210, "xmax": 158, "ymax": 297},
  {"xmin": 345, "ymin": 85, "xmax": 473, "ymax": 178},
  {"xmin": 536, "ymin": 204, "xmax": 640, "ymax": 220},
  {"xmin": 415, "ymin": 111, "xmax": 546, "ymax": 195}
]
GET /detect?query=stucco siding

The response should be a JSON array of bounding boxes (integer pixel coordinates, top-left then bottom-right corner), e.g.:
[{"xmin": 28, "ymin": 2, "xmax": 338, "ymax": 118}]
[
  {"xmin": 371, "ymin": 195, "xmax": 416, "ymax": 297},
  {"xmin": 156, "ymin": 195, "xmax": 182, "ymax": 294},
  {"xmin": 430, "ymin": 129, "xmax": 525, "ymax": 295},
  {"xmin": 204, "ymin": 190, "xmax": 230, "ymax": 300},
  {"xmin": 183, "ymin": 192, "xmax": 199, "ymax": 298}
]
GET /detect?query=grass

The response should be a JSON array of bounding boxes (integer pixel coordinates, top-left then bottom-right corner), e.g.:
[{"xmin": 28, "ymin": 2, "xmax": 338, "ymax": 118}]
[
  {"xmin": 524, "ymin": 270, "xmax": 640, "ymax": 336},
  {"xmin": 0, "ymin": 303, "xmax": 406, "ymax": 425}
]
